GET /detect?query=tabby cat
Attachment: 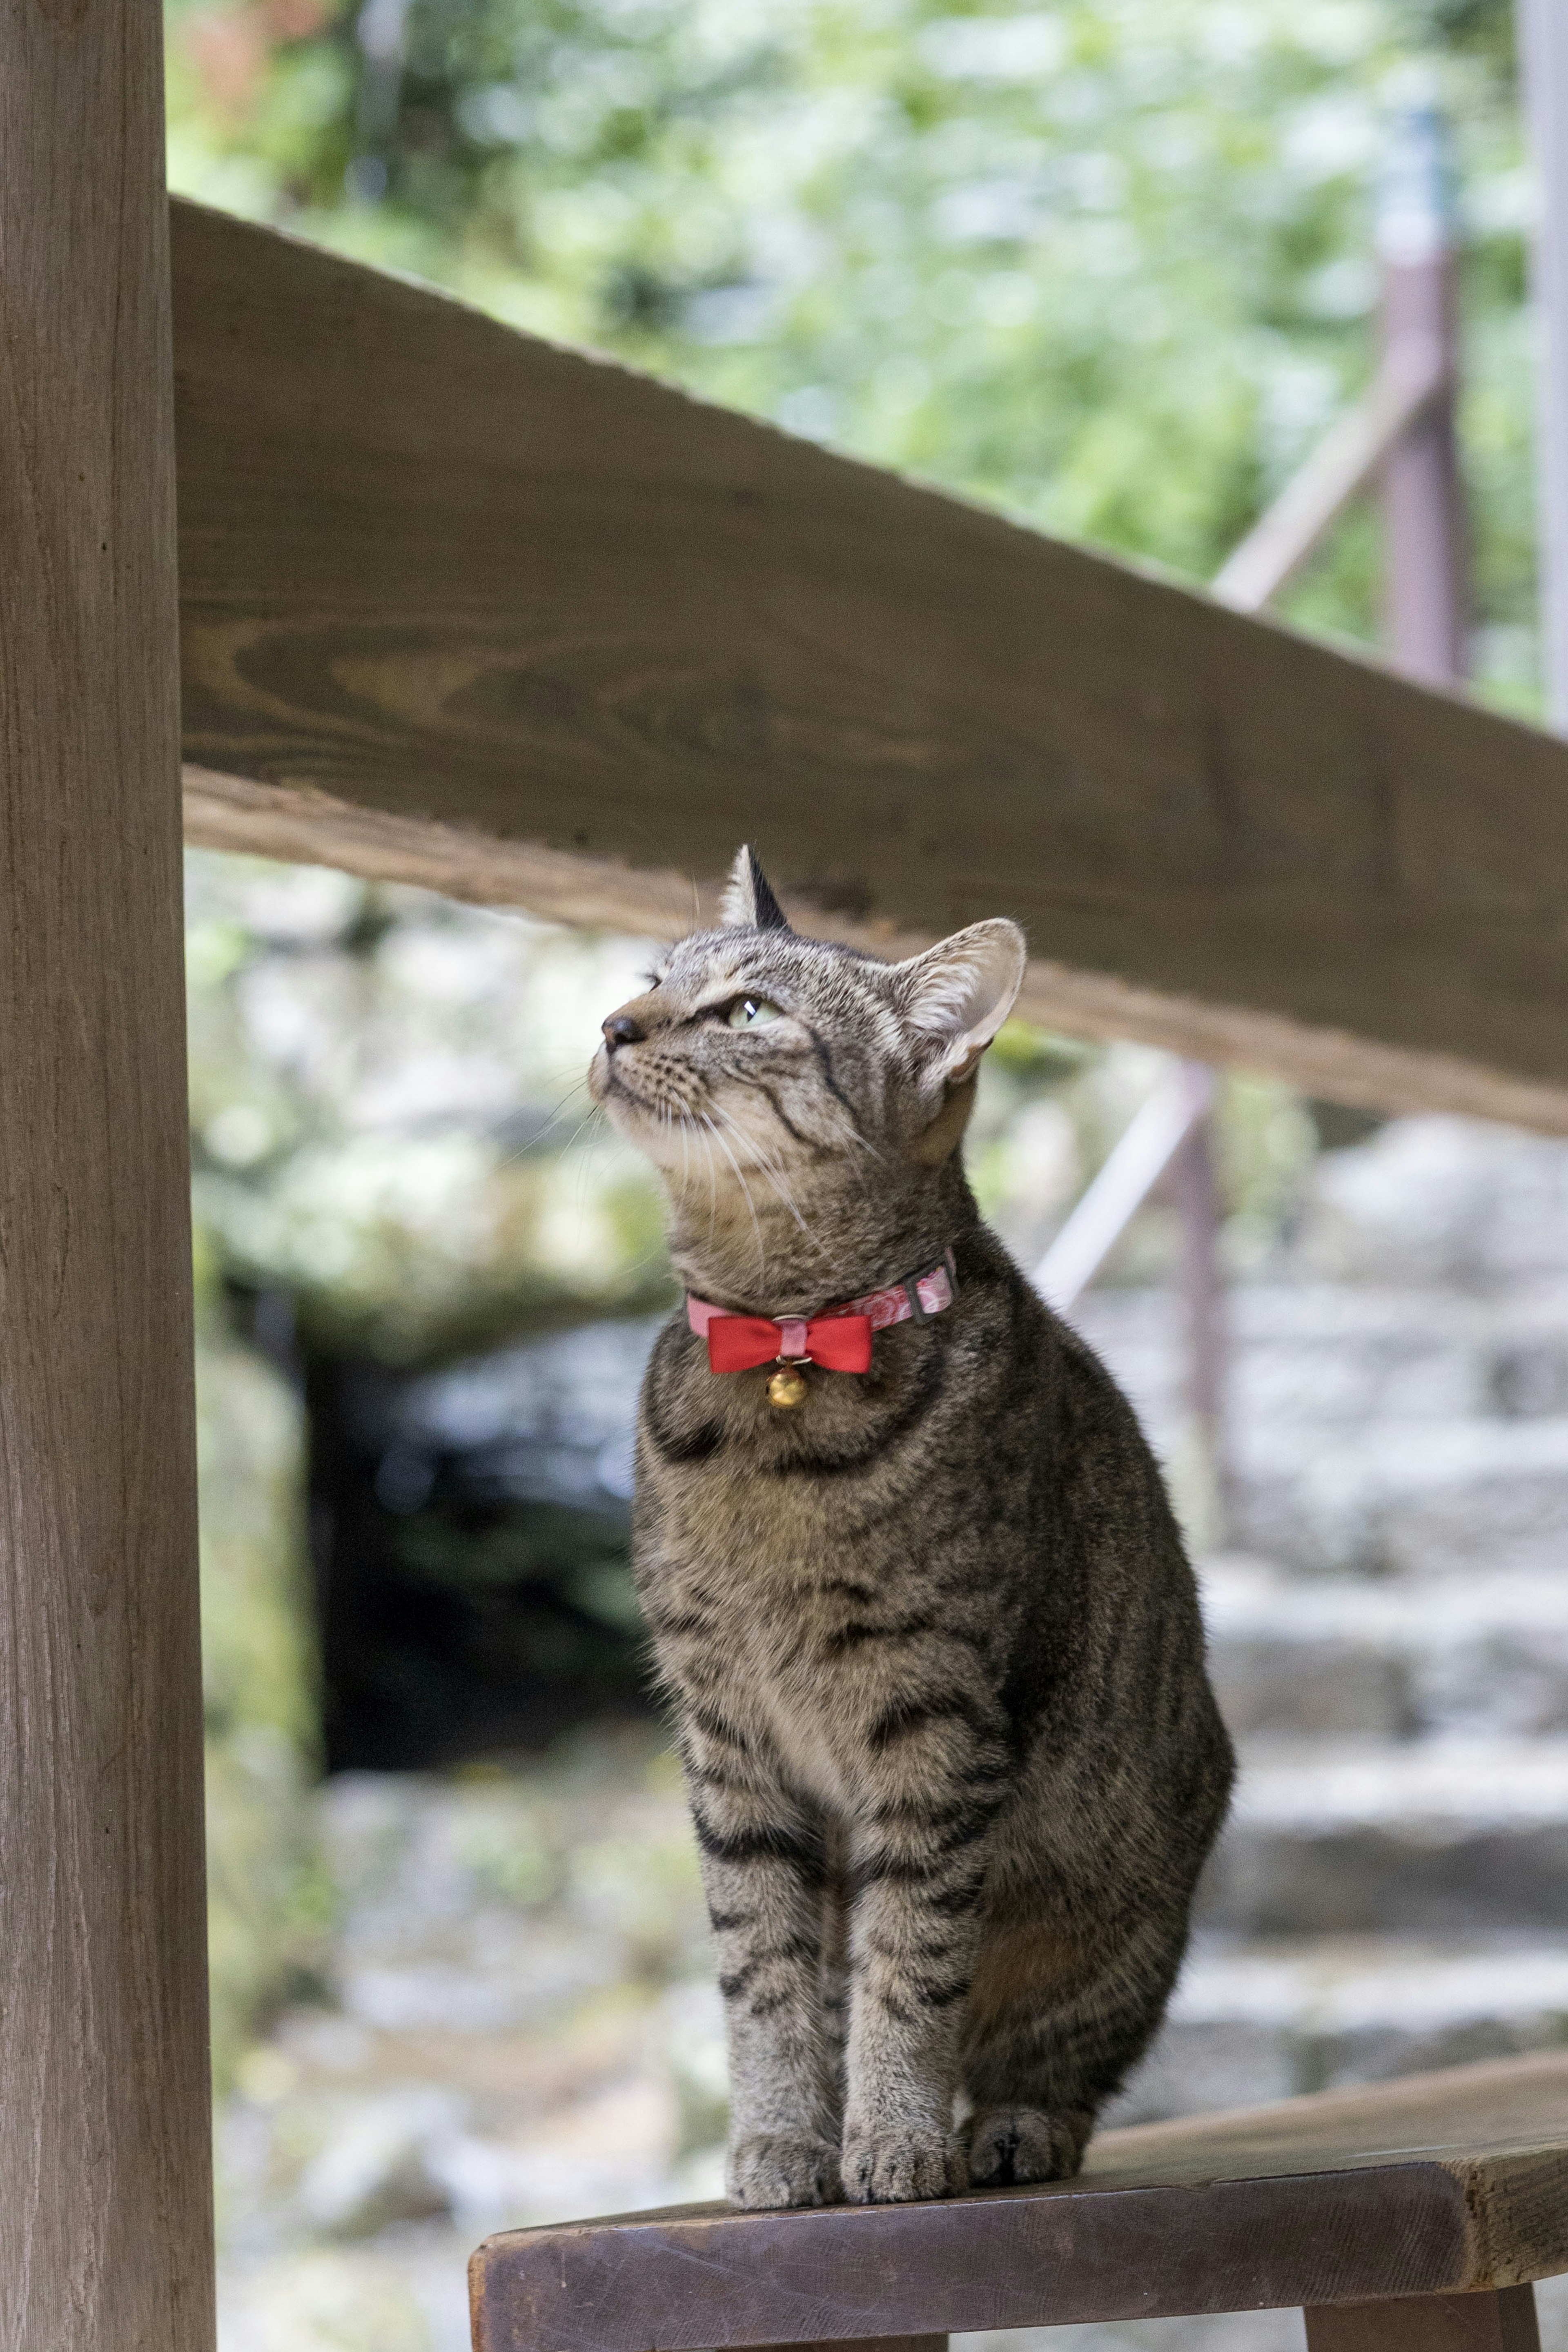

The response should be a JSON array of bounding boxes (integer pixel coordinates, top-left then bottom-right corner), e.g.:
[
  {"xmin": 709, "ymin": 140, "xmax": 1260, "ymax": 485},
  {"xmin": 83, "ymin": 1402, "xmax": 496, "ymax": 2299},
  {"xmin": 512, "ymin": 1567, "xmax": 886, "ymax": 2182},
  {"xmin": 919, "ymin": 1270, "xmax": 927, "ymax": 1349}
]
[{"xmin": 589, "ymin": 847, "xmax": 1234, "ymax": 2209}]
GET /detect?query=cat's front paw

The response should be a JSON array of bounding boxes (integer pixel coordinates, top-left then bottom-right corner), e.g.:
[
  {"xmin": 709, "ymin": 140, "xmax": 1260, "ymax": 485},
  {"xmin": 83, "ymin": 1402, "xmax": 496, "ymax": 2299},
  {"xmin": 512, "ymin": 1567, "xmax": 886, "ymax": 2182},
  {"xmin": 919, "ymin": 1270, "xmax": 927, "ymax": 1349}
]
[
  {"xmin": 727, "ymin": 2134, "xmax": 842, "ymax": 2209},
  {"xmin": 841, "ymin": 2123, "xmax": 958, "ymax": 2205},
  {"xmin": 965, "ymin": 2107, "xmax": 1089, "ymax": 2188}
]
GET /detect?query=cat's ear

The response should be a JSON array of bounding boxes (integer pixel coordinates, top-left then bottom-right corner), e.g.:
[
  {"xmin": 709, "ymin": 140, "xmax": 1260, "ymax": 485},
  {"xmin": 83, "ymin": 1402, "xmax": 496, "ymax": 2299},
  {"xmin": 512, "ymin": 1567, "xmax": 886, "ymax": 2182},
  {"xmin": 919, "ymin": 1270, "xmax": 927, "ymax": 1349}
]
[
  {"xmin": 719, "ymin": 844, "xmax": 791, "ymax": 933},
  {"xmin": 895, "ymin": 919, "xmax": 1027, "ymax": 1086}
]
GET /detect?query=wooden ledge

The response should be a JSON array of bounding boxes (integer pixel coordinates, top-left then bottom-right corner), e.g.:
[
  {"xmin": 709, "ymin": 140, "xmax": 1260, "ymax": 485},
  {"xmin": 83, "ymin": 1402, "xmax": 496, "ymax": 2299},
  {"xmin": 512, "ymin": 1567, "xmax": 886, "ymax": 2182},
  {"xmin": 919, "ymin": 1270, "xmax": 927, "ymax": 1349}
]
[
  {"xmin": 468, "ymin": 2052, "xmax": 1568, "ymax": 2352},
  {"xmin": 186, "ymin": 767, "xmax": 1568, "ymax": 1136}
]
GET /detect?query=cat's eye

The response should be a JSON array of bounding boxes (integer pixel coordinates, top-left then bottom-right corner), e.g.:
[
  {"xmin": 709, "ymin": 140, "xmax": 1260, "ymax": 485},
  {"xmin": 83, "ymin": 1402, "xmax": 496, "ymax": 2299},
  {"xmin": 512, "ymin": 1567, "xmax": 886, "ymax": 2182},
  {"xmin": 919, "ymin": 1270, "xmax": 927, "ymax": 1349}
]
[{"xmin": 727, "ymin": 996, "xmax": 783, "ymax": 1029}]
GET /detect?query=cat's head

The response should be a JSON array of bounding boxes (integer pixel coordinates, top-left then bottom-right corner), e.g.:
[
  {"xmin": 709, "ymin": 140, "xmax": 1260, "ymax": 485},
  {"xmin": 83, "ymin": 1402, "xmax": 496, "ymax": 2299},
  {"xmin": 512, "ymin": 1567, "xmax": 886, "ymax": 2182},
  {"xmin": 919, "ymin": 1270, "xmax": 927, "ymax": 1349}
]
[{"xmin": 588, "ymin": 846, "xmax": 1026, "ymax": 1185}]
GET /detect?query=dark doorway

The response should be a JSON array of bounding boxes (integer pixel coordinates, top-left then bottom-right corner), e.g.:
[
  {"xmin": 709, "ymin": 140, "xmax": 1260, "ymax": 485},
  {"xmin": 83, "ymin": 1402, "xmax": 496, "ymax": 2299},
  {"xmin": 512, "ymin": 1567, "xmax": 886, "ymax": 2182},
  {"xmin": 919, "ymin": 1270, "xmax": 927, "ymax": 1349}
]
[{"xmin": 290, "ymin": 1314, "xmax": 662, "ymax": 1771}]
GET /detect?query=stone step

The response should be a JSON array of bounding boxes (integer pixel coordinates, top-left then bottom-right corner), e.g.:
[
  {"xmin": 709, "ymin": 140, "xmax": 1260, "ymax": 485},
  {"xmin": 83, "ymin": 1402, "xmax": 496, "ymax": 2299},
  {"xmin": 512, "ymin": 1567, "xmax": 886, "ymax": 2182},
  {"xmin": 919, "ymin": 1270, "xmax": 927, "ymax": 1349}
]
[
  {"xmin": 1202, "ymin": 1557, "xmax": 1568, "ymax": 1739},
  {"xmin": 1109, "ymin": 1933, "xmax": 1568, "ymax": 2127},
  {"xmin": 1074, "ymin": 1285, "xmax": 1568, "ymax": 1578},
  {"xmin": 1292, "ymin": 1117, "xmax": 1568, "ymax": 1292},
  {"xmin": 1227, "ymin": 1417, "xmax": 1568, "ymax": 1580},
  {"xmin": 1075, "ymin": 1282, "xmax": 1568, "ymax": 1444},
  {"xmin": 1199, "ymin": 1736, "xmax": 1568, "ymax": 1936}
]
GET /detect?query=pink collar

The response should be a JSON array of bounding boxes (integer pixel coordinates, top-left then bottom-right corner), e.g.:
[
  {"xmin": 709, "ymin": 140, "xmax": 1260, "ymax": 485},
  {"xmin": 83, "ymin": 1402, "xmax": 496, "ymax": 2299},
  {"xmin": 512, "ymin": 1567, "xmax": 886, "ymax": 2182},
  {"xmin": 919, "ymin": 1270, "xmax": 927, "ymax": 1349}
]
[{"xmin": 686, "ymin": 1250, "xmax": 956, "ymax": 1374}]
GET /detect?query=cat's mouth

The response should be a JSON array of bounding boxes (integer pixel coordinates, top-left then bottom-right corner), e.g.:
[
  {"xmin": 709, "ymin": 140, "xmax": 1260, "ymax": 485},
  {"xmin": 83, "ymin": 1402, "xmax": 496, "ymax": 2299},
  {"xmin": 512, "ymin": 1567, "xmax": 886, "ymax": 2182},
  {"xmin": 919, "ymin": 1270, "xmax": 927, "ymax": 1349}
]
[
  {"xmin": 590, "ymin": 1047, "xmax": 686, "ymax": 1135},
  {"xmin": 589, "ymin": 1051, "xmax": 645, "ymax": 1116}
]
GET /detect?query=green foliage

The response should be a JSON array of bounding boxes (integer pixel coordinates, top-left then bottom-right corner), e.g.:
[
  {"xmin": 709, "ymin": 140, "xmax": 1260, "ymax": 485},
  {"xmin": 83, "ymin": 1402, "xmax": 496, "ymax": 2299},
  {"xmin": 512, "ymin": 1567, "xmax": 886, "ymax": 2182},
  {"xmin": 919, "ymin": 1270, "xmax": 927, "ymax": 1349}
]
[
  {"xmin": 166, "ymin": 0, "xmax": 1538, "ymax": 700},
  {"xmin": 186, "ymin": 851, "xmax": 673, "ymax": 1365}
]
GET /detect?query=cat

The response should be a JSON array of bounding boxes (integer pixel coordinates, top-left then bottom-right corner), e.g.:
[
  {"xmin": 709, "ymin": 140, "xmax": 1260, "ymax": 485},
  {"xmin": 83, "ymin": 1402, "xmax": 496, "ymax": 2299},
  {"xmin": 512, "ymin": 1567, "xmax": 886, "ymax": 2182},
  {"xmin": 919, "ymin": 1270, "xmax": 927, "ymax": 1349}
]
[{"xmin": 588, "ymin": 846, "xmax": 1234, "ymax": 2209}]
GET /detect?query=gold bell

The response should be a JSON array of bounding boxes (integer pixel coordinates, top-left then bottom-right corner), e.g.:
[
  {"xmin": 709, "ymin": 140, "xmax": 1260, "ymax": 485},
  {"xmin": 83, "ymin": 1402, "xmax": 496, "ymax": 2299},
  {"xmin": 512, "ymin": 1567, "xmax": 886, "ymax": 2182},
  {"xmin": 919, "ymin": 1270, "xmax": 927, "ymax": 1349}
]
[{"xmin": 767, "ymin": 1363, "xmax": 809, "ymax": 1410}]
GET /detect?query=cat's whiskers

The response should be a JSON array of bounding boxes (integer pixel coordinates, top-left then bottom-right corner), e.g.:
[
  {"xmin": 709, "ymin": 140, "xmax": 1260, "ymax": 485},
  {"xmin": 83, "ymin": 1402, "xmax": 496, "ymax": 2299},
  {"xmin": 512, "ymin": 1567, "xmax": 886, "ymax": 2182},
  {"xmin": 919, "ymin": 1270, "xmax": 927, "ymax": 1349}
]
[
  {"xmin": 724, "ymin": 1069, "xmax": 873, "ymax": 1225},
  {"xmin": 704, "ymin": 1098, "xmax": 838, "ymax": 1278},
  {"xmin": 699, "ymin": 1108, "xmax": 768, "ymax": 1284},
  {"xmin": 677, "ymin": 1101, "xmax": 722, "ymax": 1246},
  {"xmin": 557, "ymin": 1105, "xmax": 608, "ymax": 1245},
  {"xmin": 492, "ymin": 1074, "xmax": 598, "ymax": 1173},
  {"xmin": 830, "ymin": 1104, "xmax": 889, "ymax": 1171},
  {"xmin": 663, "ymin": 1087, "xmax": 724, "ymax": 1232}
]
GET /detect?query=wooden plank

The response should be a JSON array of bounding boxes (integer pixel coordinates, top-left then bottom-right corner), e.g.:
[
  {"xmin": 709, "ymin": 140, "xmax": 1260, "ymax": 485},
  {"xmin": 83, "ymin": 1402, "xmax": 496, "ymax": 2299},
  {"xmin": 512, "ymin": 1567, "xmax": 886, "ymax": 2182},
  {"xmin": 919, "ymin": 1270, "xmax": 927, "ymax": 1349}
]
[
  {"xmin": 0, "ymin": 7, "xmax": 215, "ymax": 2349},
  {"xmin": 1074, "ymin": 2045, "xmax": 1568, "ymax": 2179},
  {"xmin": 182, "ymin": 766, "xmax": 1568, "ymax": 1136},
  {"xmin": 468, "ymin": 2053, "xmax": 1568, "ymax": 2352},
  {"xmin": 173, "ymin": 198, "xmax": 1568, "ymax": 1127},
  {"xmin": 1307, "ymin": 2288, "xmax": 1541, "ymax": 2352},
  {"xmin": 472, "ymin": 2167, "xmax": 1468, "ymax": 2351}
]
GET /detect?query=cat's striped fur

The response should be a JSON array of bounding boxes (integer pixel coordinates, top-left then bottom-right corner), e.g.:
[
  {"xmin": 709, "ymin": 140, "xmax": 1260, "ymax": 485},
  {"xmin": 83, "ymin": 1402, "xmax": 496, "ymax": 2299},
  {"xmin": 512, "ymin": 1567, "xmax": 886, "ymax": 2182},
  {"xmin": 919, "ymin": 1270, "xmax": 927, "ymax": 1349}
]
[{"xmin": 588, "ymin": 849, "xmax": 1234, "ymax": 2209}]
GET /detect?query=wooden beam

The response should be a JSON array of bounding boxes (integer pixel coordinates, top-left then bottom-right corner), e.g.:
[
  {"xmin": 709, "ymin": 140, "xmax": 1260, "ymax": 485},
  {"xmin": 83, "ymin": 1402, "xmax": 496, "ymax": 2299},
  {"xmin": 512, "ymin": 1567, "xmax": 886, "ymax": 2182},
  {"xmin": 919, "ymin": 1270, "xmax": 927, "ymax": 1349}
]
[
  {"xmin": 173, "ymin": 199, "xmax": 1568, "ymax": 1127},
  {"xmin": 1, "ymin": 11, "xmax": 215, "ymax": 2349},
  {"xmin": 185, "ymin": 765, "xmax": 1568, "ymax": 1134}
]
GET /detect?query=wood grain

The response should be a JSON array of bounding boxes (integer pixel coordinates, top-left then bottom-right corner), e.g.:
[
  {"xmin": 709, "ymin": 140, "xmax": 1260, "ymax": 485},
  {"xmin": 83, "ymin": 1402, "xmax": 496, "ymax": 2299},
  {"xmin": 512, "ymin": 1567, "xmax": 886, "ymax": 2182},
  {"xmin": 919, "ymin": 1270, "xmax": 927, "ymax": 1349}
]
[
  {"xmin": 468, "ymin": 2053, "xmax": 1568, "ymax": 2352},
  {"xmin": 747, "ymin": 2339, "xmax": 947, "ymax": 2352},
  {"xmin": 1307, "ymin": 2288, "xmax": 1541, "ymax": 2352},
  {"xmin": 173, "ymin": 198, "xmax": 1568, "ymax": 1117},
  {"xmin": 183, "ymin": 766, "xmax": 1568, "ymax": 1134},
  {"xmin": 0, "ymin": 5, "xmax": 215, "ymax": 2347}
]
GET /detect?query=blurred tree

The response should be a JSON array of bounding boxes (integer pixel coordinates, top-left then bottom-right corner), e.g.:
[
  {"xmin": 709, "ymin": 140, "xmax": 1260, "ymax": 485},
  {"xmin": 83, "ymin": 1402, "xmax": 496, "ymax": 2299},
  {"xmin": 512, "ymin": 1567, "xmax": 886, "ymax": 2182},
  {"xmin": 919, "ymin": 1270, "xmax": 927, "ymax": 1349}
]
[
  {"xmin": 184, "ymin": 854, "xmax": 673, "ymax": 1364},
  {"xmin": 165, "ymin": 0, "xmax": 1537, "ymax": 702}
]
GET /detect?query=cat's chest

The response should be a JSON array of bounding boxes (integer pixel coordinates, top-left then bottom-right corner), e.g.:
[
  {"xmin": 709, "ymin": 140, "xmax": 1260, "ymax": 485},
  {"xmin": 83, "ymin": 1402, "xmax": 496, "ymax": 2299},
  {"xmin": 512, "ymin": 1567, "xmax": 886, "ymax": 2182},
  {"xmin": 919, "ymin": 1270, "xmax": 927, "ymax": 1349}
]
[
  {"xmin": 645, "ymin": 1443, "xmax": 871, "ymax": 1567},
  {"xmin": 708, "ymin": 1609, "xmax": 870, "ymax": 1811},
  {"xmin": 651, "ymin": 1468, "xmax": 863, "ymax": 1628},
  {"xmin": 644, "ymin": 1465, "xmax": 933, "ymax": 1811}
]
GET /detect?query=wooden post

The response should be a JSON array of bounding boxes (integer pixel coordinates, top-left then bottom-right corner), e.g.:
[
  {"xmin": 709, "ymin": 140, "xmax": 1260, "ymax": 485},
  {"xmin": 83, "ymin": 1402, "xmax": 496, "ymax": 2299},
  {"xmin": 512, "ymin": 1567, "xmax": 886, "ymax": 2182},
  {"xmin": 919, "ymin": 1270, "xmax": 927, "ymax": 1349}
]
[
  {"xmin": 1377, "ymin": 93, "xmax": 1468, "ymax": 688},
  {"xmin": 0, "ymin": 0, "xmax": 216, "ymax": 2343}
]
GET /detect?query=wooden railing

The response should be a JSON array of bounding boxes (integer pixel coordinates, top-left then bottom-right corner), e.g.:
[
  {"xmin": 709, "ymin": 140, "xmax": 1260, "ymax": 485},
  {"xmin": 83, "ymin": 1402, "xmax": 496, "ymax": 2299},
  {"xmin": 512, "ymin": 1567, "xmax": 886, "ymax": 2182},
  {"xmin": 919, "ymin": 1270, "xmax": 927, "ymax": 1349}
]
[{"xmin": 172, "ymin": 186, "xmax": 1568, "ymax": 1137}]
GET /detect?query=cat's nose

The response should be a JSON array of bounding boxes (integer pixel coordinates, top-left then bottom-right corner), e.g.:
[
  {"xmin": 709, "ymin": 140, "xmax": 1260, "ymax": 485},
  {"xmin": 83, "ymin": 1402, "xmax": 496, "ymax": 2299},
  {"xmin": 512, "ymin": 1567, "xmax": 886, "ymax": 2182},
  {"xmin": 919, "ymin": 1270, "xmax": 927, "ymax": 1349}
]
[{"xmin": 602, "ymin": 1011, "xmax": 645, "ymax": 1049}]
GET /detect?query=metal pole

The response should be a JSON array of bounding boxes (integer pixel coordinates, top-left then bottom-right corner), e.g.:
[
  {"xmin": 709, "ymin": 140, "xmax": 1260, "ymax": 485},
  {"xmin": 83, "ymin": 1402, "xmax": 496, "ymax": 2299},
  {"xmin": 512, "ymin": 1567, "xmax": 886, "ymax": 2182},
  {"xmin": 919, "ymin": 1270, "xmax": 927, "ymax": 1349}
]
[
  {"xmin": 1212, "ymin": 347, "xmax": 1444, "ymax": 616},
  {"xmin": 1032, "ymin": 1056, "xmax": 1228, "ymax": 1545},
  {"xmin": 1520, "ymin": 0, "xmax": 1568, "ymax": 729},
  {"xmin": 1168, "ymin": 1064, "xmax": 1229, "ymax": 1549},
  {"xmin": 1377, "ymin": 94, "xmax": 1468, "ymax": 688},
  {"xmin": 1033, "ymin": 1063, "xmax": 1207, "ymax": 1312}
]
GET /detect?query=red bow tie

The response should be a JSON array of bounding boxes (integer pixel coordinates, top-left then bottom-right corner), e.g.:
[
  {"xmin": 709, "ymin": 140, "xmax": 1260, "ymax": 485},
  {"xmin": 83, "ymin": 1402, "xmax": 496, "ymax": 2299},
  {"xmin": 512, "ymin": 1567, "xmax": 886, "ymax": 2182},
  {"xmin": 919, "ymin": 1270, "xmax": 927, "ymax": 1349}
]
[
  {"xmin": 703, "ymin": 1312, "xmax": 873, "ymax": 1377},
  {"xmin": 686, "ymin": 1255, "xmax": 956, "ymax": 1378}
]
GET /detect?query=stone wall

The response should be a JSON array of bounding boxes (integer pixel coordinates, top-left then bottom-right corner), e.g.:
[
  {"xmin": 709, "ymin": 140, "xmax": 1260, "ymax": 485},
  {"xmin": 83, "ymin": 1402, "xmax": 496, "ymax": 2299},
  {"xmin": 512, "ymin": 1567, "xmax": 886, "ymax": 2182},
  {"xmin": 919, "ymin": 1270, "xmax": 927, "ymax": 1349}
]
[{"xmin": 196, "ymin": 1245, "xmax": 328, "ymax": 2091}]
